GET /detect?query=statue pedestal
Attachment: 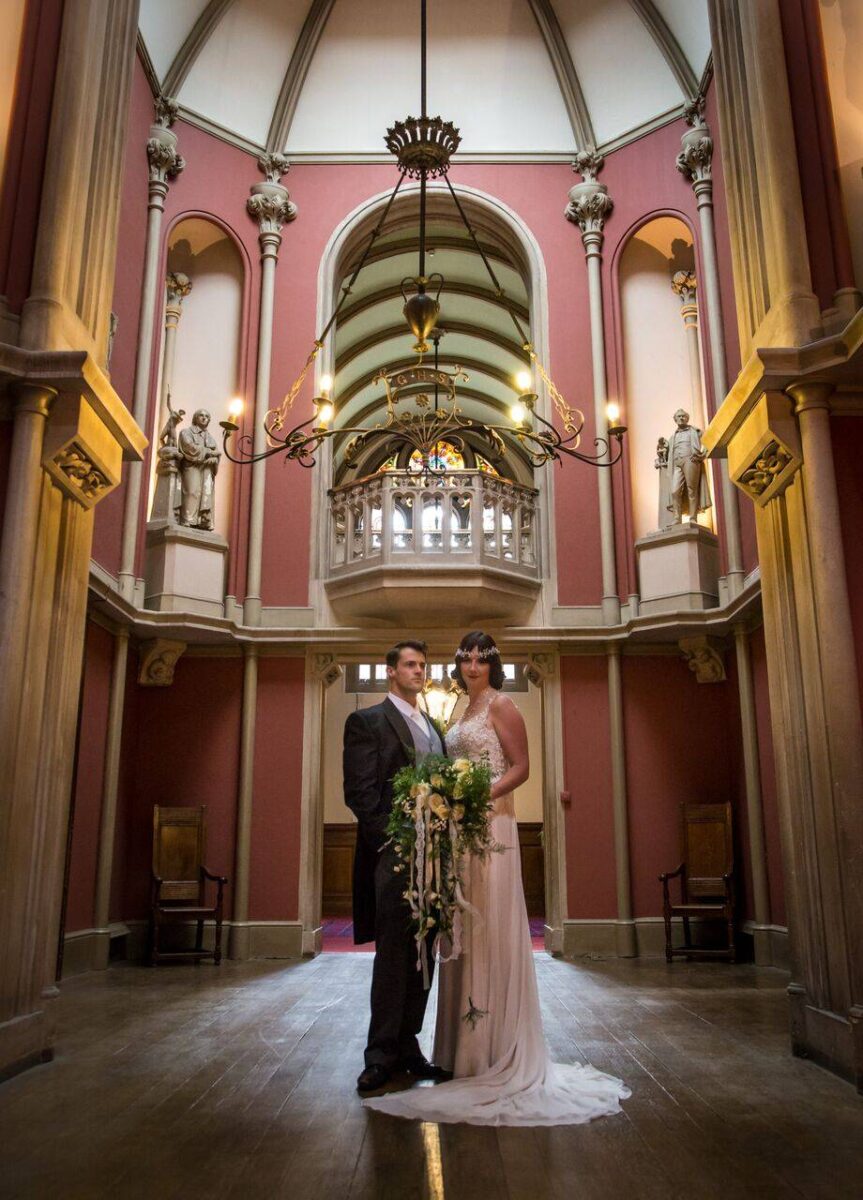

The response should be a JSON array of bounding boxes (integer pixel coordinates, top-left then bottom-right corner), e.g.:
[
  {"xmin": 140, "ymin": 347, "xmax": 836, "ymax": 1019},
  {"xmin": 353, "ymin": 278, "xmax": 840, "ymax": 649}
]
[
  {"xmin": 144, "ymin": 520, "xmax": 228, "ymax": 617},
  {"xmin": 635, "ymin": 522, "xmax": 719, "ymax": 615}
]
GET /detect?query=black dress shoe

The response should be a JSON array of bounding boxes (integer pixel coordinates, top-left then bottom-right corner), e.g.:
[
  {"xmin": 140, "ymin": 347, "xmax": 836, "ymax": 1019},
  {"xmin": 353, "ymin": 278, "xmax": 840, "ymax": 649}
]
[
  {"xmin": 401, "ymin": 1055, "xmax": 451, "ymax": 1081},
  {"xmin": 357, "ymin": 1063, "xmax": 391, "ymax": 1093}
]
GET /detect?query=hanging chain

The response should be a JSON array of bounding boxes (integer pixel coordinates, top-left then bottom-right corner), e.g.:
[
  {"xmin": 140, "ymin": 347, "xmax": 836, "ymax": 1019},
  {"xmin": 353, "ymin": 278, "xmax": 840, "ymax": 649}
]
[
  {"xmin": 266, "ymin": 171, "xmax": 409, "ymax": 438},
  {"xmin": 443, "ymin": 175, "xmax": 583, "ymax": 444}
]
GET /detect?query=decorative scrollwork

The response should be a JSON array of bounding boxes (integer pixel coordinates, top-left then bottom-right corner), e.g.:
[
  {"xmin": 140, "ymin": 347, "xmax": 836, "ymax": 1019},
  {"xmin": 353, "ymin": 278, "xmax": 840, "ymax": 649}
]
[{"xmin": 738, "ymin": 441, "xmax": 793, "ymax": 498}]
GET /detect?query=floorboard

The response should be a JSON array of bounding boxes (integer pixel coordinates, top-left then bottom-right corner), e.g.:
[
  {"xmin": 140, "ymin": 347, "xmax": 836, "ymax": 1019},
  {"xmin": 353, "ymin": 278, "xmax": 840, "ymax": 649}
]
[{"xmin": 1, "ymin": 954, "xmax": 861, "ymax": 1199}]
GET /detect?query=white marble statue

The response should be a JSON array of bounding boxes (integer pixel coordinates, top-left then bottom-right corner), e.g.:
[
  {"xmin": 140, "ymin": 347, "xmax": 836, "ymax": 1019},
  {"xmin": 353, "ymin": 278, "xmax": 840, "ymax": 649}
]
[
  {"xmin": 177, "ymin": 408, "xmax": 220, "ymax": 530},
  {"xmin": 661, "ymin": 408, "xmax": 711, "ymax": 525}
]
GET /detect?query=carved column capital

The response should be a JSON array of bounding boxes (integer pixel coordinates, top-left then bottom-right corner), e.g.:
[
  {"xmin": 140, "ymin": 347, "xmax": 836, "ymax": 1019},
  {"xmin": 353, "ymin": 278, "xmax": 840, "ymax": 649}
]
[
  {"xmin": 165, "ymin": 272, "xmax": 192, "ymax": 330},
  {"xmin": 247, "ymin": 155, "xmax": 297, "ymax": 254},
  {"xmin": 671, "ymin": 270, "xmax": 697, "ymax": 306},
  {"xmin": 147, "ymin": 96, "xmax": 185, "ymax": 200},
  {"xmin": 166, "ymin": 271, "xmax": 192, "ymax": 305},
  {"xmin": 677, "ymin": 98, "xmax": 713, "ymax": 194},
  {"xmin": 672, "ymin": 269, "xmax": 699, "ymax": 333},
  {"xmin": 138, "ymin": 638, "xmax": 186, "ymax": 687},
  {"xmin": 566, "ymin": 149, "xmax": 613, "ymax": 251}
]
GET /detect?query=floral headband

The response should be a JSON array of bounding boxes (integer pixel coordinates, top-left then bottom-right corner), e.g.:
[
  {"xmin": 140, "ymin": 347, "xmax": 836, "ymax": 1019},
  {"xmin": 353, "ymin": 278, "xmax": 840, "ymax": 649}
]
[{"xmin": 454, "ymin": 646, "xmax": 500, "ymax": 660}]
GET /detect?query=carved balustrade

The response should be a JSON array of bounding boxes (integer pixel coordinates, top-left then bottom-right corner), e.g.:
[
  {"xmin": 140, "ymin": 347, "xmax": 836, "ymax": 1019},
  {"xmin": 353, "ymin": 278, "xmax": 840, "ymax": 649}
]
[{"xmin": 327, "ymin": 470, "xmax": 540, "ymax": 580}]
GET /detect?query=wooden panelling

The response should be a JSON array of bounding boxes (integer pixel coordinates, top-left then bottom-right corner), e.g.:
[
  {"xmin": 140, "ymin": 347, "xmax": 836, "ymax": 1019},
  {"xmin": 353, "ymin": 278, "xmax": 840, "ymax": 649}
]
[{"xmin": 322, "ymin": 822, "xmax": 545, "ymax": 918}]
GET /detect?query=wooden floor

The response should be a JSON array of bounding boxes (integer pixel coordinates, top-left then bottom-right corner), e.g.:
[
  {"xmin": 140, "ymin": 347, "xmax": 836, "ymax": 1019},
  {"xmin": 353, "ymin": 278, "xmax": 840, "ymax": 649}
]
[{"xmin": 1, "ymin": 954, "xmax": 862, "ymax": 1200}]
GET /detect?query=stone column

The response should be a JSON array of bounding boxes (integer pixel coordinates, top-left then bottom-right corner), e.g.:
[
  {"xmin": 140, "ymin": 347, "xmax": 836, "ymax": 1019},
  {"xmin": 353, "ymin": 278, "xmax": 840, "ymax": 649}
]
[
  {"xmin": 704, "ymin": 368, "xmax": 863, "ymax": 1089},
  {"xmin": 91, "ymin": 627, "xmax": 130, "ymax": 968},
  {"xmin": 158, "ymin": 272, "xmax": 192, "ymax": 435},
  {"xmin": 607, "ymin": 645, "xmax": 636, "ymax": 957},
  {"xmin": 0, "ymin": 0, "xmax": 145, "ymax": 1082},
  {"xmin": 118, "ymin": 97, "xmax": 185, "ymax": 601},
  {"xmin": 243, "ymin": 154, "xmax": 297, "ymax": 626},
  {"xmin": 676, "ymin": 99, "xmax": 744, "ymax": 596},
  {"xmin": 229, "ymin": 645, "xmax": 258, "ymax": 961},
  {"xmin": 671, "ymin": 270, "xmax": 706, "ymax": 430},
  {"xmin": 0, "ymin": 356, "xmax": 145, "ymax": 1081},
  {"xmin": 566, "ymin": 150, "xmax": 619, "ymax": 624},
  {"xmin": 733, "ymin": 622, "xmax": 771, "ymax": 962}
]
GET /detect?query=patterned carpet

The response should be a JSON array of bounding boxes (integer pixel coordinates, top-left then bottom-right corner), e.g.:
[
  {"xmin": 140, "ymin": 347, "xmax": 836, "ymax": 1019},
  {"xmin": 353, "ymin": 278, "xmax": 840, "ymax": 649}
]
[{"xmin": 321, "ymin": 916, "xmax": 547, "ymax": 952}]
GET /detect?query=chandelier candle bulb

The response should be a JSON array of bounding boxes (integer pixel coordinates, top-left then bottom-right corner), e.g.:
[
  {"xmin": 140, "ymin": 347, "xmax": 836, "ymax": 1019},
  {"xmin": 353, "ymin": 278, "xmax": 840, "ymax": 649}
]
[
  {"xmin": 319, "ymin": 374, "xmax": 333, "ymax": 397},
  {"xmin": 515, "ymin": 370, "xmax": 533, "ymax": 394}
]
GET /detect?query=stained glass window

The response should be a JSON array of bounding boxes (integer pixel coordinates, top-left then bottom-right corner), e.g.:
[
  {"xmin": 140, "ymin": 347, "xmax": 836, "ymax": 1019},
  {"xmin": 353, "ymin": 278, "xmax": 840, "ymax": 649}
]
[
  {"xmin": 476, "ymin": 454, "xmax": 500, "ymax": 476},
  {"xmin": 408, "ymin": 442, "xmax": 465, "ymax": 472}
]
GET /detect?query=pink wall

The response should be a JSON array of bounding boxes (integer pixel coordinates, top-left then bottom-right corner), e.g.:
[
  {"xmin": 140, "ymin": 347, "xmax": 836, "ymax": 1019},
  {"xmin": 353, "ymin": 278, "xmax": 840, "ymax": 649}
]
[
  {"xmin": 832, "ymin": 417, "xmax": 863, "ymax": 717},
  {"xmin": 118, "ymin": 655, "xmax": 243, "ymax": 921},
  {"xmin": 65, "ymin": 620, "xmax": 113, "ymax": 933},
  {"xmin": 750, "ymin": 624, "xmax": 785, "ymax": 927},
  {"xmin": 780, "ymin": 0, "xmax": 857, "ymax": 306},
  {"xmin": 248, "ymin": 656, "xmax": 306, "ymax": 921},
  {"xmin": 621, "ymin": 655, "xmax": 745, "ymax": 919},
  {"xmin": 98, "ymin": 55, "xmax": 753, "ymax": 612},
  {"xmin": 91, "ymin": 59, "xmax": 152, "ymax": 573},
  {"xmin": 560, "ymin": 655, "xmax": 617, "ymax": 917},
  {"xmin": 0, "ymin": 0, "xmax": 64, "ymax": 317}
]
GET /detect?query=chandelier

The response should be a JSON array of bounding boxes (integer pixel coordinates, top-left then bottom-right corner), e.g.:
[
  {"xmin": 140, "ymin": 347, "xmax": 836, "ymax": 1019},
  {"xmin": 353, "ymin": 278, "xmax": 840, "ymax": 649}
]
[{"xmin": 220, "ymin": 0, "xmax": 626, "ymax": 475}]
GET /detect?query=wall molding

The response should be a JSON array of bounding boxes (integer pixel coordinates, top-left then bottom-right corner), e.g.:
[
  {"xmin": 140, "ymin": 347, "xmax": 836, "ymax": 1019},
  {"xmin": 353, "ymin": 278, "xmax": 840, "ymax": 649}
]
[
  {"xmin": 63, "ymin": 919, "xmax": 304, "ymax": 971},
  {"xmin": 563, "ymin": 917, "xmax": 791, "ymax": 965}
]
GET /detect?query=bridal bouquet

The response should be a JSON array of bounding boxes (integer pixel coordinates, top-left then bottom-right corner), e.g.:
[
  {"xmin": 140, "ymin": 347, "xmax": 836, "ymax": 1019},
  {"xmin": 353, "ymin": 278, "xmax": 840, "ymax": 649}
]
[{"xmin": 386, "ymin": 753, "xmax": 495, "ymax": 986}]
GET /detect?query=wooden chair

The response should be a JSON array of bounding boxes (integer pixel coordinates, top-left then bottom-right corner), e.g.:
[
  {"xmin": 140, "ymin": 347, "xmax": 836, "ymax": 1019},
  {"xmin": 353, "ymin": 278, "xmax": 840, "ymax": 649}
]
[
  {"xmin": 149, "ymin": 805, "xmax": 228, "ymax": 966},
  {"xmin": 660, "ymin": 801, "xmax": 736, "ymax": 963}
]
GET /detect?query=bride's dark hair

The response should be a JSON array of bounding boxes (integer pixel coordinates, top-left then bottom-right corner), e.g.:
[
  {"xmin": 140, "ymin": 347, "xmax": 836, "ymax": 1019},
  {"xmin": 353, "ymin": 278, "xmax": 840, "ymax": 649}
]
[{"xmin": 452, "ymin": 630, "xmax": 505, "ymax": 691}]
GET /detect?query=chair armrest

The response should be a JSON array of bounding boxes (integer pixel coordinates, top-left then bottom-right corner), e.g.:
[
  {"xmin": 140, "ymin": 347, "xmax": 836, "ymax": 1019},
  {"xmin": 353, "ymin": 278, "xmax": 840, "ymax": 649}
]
[
  {"xmin": 151, "ymin": 872, "xmax": 164, "ymax": 903},
  {"xmin": 658, "ymin": 863, "xmax": 685, "ymax": 883},
  {"xmin": 722, "ymin": 870, "xmax": 735, "ymax": 901},
  {"xmin": 201, "ymin": 867, "xmax": 228, "ymax": 885}
]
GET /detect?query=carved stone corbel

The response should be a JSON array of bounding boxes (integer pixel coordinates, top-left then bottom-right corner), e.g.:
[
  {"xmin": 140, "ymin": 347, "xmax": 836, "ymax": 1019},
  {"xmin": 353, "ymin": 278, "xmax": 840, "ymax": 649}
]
[
  {"xmin": 523, "ymin": 653, "xmax": 555, "ymax": 687},
  {"xmin": 138, "ymin": 639, "xmax": 186, "ymax": 687},
  {"xmin": 727, "ymin": 391, "xmax": 803, "ymax": 506},
  {"xmin": 313, "ymin": 652, "xmax": 343, "ymax": 688},
  {"xmin": 679, "ymin": 635, "xmax": 726, "ymax": 683}
]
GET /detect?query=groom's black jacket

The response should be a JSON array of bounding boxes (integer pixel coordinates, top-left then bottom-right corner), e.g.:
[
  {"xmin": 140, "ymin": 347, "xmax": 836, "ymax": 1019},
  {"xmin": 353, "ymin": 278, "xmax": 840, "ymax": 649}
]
[{"xmin": 343, "ymin": 697, "xmax": 416, "ymax": 944}]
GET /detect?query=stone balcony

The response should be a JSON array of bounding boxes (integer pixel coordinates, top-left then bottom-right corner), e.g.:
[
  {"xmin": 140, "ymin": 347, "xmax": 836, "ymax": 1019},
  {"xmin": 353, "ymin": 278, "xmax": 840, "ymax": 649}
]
[{"xmin": 325, "ymin": 469, "xmax": 541, "ymax": 625}]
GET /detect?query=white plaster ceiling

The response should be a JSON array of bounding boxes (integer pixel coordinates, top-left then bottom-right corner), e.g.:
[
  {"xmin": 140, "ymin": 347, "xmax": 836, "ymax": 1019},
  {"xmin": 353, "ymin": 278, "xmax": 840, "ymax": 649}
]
[{"xmin": 138, "ymin": 0, "xmax": 711, "ymax": 157}]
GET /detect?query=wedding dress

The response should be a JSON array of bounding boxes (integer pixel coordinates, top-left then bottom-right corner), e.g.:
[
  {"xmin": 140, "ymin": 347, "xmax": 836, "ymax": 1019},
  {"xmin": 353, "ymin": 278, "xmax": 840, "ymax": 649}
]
[{"xmin": 364, "ymin": 687, "xmax": 631, "ymax": 1127}]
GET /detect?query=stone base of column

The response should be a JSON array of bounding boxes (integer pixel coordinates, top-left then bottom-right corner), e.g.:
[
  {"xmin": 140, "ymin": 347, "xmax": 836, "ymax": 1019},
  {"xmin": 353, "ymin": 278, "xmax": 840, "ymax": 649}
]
[
  {"xmin": 615, "ymin": 919, "xmax": 637, "ymax": 958},
  {"xmin": 228, "ymin": 923, "xmax": 251, "ymax": 962},
  {"xmin": 789, "ymin": 983, "xmax": 863, "ymax": 1092},
  {"xmin": 0, "ymin": 1008, "xmax": 54, "ymax": 1085},
  {"xmin": 636, "ymin": 522, "xmax": 719, "ymax": 615},
  {"xmin": 144, "ymin": 520, "xmax": 228, "ymax": 617}
]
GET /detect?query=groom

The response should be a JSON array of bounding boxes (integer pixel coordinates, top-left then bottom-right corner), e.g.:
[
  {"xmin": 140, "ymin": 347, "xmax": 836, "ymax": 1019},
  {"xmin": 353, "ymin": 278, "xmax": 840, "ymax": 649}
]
[{"xmin": 344, "ymin": 640, "xmax": 448, "ymax": 1093}]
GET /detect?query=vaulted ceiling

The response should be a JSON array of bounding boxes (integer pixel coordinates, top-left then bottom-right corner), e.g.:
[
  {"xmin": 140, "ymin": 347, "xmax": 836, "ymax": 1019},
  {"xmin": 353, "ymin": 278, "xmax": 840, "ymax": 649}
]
[{"xmin": 138, "ymin": 0, "xmax": 711, "ymax": 159}]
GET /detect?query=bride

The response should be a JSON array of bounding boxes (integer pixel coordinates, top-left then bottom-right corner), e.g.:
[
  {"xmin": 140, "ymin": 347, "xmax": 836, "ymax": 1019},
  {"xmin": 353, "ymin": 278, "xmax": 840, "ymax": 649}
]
[{"xmin": 364, "ymin": 630, "xmax": 630, "ymax": 1127}]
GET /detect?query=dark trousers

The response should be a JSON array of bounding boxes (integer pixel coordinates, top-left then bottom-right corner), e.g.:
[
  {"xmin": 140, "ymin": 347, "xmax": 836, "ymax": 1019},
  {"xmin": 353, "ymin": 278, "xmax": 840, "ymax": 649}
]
[{"xmin": 365, "ymin": 846, "xmax": 435, "ymax": 1068}]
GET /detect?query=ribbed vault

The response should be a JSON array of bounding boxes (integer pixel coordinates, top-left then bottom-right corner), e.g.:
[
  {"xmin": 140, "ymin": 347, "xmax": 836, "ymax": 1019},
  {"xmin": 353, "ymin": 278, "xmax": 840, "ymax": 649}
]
[
  {"xmin": 327, "ymin": 190, "xmax": 534, "ymax": 484},
  {"xmin": 138, "ymin": 0, "xmax": 711, "ymax": 158}
]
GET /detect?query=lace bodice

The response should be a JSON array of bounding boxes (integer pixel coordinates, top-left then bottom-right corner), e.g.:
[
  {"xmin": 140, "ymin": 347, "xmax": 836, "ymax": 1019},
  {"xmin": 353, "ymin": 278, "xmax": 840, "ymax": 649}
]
[{"xmin": 445, "ymin": 688, "xmax": 509, "ymax": 782}]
